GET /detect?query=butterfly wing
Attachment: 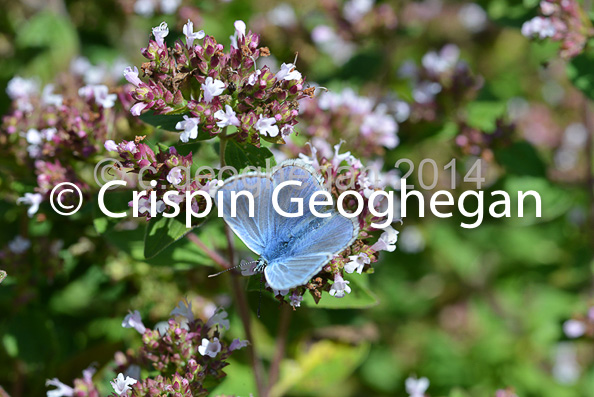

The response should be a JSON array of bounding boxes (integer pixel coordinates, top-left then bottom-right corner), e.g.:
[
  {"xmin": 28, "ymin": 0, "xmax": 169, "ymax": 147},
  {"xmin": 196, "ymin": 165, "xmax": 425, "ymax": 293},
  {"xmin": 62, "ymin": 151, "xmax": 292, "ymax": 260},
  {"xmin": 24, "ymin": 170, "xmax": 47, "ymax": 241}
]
[
  {"xmin": 215, "ymin": 172, "xmax": 274, "ymax": 255},
  {"xmin": 264, "ymin": 212, "xmax": 359, "ymax": 290},
  {"xmin": 262, "ymin": 161, "xmax": 359, "ymax": 290}
]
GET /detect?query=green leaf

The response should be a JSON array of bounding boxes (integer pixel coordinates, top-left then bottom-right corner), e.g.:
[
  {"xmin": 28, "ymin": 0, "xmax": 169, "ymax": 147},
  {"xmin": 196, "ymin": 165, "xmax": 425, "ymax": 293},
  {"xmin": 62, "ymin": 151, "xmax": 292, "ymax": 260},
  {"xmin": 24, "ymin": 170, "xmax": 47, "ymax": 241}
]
[
  {"xmin": 139, "ymin": 111, "xmax": 186, "ymax": 131},
  {"xmin": 144, "ymin": 214, "xmax": 204, "ymax": 259},
  {"xmin": 567, "ymin": 49, "xmax": 594, "ymax": 100},
  {"xmin": 302, "ymin": 273, "xmax": 379, "ymax": 309},
  {"xmin": 224, "ymin": 139, "xmax": 275, "ymax": 171},
  {"xmin": 494, "ymin": 141, "xmax": 546, "ymax": 177},
  {"xmin": 465, "ymin": 101, "xmax": 507, "ymax": 131}
]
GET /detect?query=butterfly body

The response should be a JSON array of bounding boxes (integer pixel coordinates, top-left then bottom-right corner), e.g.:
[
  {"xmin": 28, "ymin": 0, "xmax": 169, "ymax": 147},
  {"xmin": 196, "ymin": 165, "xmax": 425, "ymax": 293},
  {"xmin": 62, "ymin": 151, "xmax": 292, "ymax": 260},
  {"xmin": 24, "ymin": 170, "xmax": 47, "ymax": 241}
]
[{"xmin": 216, "ymin": 160, "xmax": 359, "ymax": 290}]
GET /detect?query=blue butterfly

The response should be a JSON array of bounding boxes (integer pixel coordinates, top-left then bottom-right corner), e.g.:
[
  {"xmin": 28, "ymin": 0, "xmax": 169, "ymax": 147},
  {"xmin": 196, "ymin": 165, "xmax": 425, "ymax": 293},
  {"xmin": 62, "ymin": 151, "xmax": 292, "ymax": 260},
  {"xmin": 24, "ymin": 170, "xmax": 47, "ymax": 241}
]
[{"xmin": 215, "ymin": 160, "xmax": 359, "ymax": 290}]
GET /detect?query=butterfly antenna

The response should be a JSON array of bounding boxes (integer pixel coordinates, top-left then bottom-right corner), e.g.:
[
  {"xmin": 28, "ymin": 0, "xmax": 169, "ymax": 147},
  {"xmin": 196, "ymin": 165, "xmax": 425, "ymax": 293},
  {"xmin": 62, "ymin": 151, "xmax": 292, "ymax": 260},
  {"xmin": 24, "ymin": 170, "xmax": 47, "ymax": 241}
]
[
  {"xmin": 208, "ymin": 260, "xmax": 257, "ymax": 278},
  {"xmin": 257, "ymin": 274, "xmax": 264, "ymax": 318}
]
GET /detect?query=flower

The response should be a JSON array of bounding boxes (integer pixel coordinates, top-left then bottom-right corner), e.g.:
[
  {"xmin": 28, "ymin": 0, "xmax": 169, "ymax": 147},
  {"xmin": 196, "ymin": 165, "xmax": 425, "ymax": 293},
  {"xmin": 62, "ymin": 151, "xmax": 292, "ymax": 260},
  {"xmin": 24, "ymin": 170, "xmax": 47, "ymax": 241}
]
[
  {"xmin": 123, "ymin": 66, "xmax": 142, "ymax": 87},
  {"xmin": 104, "ymin": 140, "xmax": 118, "ymax": 152},
  {"xmin": 343, "ymin": 0, "xmax": 373, "ymax": 23},
  {"xmin": 201, "ymin": 77, "xmax": 226, "ymax": 103},
  {"xmin": 206, "ymin": 308, "xmax": 230, "ymax": 330},
  {"xmin": 214, "ymin": 105, "xmax": 240, "ymax": 128},
  {"xmin": 275, "ymin": 63, "xmax": 302, "ymax": 81},
  {"xmin": 8, "ymin": 236, "xmax": 30, "ymax": 254},
  {"xmin": 405, "ymin": 376, "xmax": 429, "ymax": 397},
  {"xmin": 521, "ymin": 16, "xmax": 556, "ymax": 39},
  {"xmin": 170, "ymin": 297, "xmax": 194, "ymax": 321},
  {"xmin": 183, "ymin": 19, "xmax": 205, "ymax": 48},
  {"xmin": 134, "ymin": 0, "xmax": 154, "ymax": 16},
  {"xmin": 175, "ymin": 115, "xmax": 200, "ymax": 142},
  {"xmin": 78, "ymin": 85, "xmax": 117, "ymax": 108},
  {"xmin": 167, "ymin": 167, "xmax": 184, "ymax": 185},
  {"xmin": 42, "ymin": 84, "xmax": 63, "ymax": 107},
  {"xmin": 7, "ymin": 76, "xmax": 38, "ymax": 100},
  {"xmin": 563, "ymin": 319, "xmax": 586, "ymax": 338},
  {"xmin": 122, "ymin": 310, "xmax": 146, "ymax": 334},
  {"xmin": 198, "ymin": 337, "xmax": 222, "ymax": 357},
  {"xmin": 46, "ymin": 378, "xmax": 74, "ymax": 397},
  {"xmin": 344, "ymin": 253, "xmax": 370, "ymax": 274},
  {"xmin": 152, "ymin": 22, "xmax": 169, "ymax": 46},
  {"xmin": 255, "ymin": 115, "xmax": 279, "ymax": 137},
  {"xmin": 130, "ymin": 102, "xmax": 149, "ymax": 116},
  {"xmin": 160, "ymin": 0, "xmax": 180, "ymax": 14},
  {"xmin": 289, "ymin": 291, "xmax": 303, "ymax": 307},
  {"xmin": 230, "ymin": 338, "xmax": 249, "ymax": 351},
  {"xmin": 329, "ymin": 273, "xmax": 351, "ymax": 298},
  {"xmin": 371, "ymin": 225, "xmax": 398, "ymax": 252},
  {"xmin": 17, "ymin": 192, "xmax": 43, "ymax": 217},
  {"xmin": 247, "ymin": 70, "xmax": 261, "ymax": 85},
  {"xmin": 230, "ymin": 20, "xmax": 247, "ymax": 48},
  {"xmin": 110, "ymin": 373, "xmax": 137, "ymax": 396}
]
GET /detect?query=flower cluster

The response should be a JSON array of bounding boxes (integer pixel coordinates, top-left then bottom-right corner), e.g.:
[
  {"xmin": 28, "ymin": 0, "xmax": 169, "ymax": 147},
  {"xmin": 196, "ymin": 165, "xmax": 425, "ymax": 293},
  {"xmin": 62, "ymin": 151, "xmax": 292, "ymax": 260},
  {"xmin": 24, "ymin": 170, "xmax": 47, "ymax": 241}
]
[
  {"xmin": 297, "ymin": 87, "xmax": 407, "ymax": 156},
  {"xmin": 114, "ymin": 300, "xmax": 246, "ymax": 396},
  {"xmin": 46, "ymin": 366, "xmax": 100, "ymax": 397},
  {"xmin": 521, "ymin": 0, "xmax": 593, "ymax": 59},
  {"xmin": 454, "ymin": 118, "xmax": 515, "ymax": 161},
  {"xmin": 1, "ymin": 71, "xmax": 124, "ymax": 218},
  {"xmin": 398, "ymin": 44, "xmax": 482, "ymax": 123},
  {"xmin": 106, "ymin": 135, "xmax": 218, "ymax": 219},
  {"xmin": 126, "ymin": 19, "xmax": 312, "ymax": 147},
  {"xmin": 265, "ymin": 141, "xmax": 400, "ymax": 305}
]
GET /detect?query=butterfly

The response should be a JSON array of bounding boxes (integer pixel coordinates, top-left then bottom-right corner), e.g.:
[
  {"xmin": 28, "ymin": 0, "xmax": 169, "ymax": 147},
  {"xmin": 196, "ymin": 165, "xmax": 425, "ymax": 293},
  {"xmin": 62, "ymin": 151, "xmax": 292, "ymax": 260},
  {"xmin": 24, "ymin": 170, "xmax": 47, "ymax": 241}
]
[{"xmin": 215, "ymin": 159, "xmax": 359, "ymax": 290}]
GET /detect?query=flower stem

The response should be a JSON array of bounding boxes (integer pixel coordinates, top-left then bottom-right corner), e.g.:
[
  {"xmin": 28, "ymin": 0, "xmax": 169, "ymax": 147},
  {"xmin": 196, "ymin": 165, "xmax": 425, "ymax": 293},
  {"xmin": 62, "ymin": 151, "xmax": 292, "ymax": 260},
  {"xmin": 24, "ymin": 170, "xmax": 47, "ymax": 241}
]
[
  {"xmin": 218, "ymin": 129, "xmax": 268, "ymax": 397},
  {"xmin": 266, "ymin": 304, "xmax": 292, "ymax": 396}
]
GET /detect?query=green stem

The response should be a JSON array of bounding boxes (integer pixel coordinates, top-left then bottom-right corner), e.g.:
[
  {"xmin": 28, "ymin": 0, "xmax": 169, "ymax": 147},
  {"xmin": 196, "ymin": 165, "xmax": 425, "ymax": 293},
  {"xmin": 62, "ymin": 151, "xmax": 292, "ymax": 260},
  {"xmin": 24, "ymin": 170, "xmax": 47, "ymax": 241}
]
[{"xmin": 218, "ymin": 130, "xmax": 268, "ymax": 397}]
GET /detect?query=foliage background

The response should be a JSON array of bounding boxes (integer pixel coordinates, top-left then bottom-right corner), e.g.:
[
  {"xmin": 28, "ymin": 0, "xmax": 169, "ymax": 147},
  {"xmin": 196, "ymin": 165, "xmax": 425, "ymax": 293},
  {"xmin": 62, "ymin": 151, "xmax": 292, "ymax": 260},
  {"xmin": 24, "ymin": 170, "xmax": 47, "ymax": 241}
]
[{"xmin": 1, "ymin": 0, "xmax": 593, "ymax": 396}]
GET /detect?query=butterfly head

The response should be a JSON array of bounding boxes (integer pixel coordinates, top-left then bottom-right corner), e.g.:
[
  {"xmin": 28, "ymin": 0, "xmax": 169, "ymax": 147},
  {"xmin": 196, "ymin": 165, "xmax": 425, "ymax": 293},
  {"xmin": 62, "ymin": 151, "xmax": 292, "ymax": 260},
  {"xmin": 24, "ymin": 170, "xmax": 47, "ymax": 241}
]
[{"xmin": 254, "ymin": 258, "xmax": 267, "ymax": 273}]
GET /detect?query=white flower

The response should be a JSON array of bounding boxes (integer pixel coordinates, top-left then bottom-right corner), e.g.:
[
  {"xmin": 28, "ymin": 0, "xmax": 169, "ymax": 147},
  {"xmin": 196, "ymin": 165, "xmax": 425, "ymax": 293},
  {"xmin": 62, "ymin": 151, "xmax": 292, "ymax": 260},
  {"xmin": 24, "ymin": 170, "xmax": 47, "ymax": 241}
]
[
  {"xmin": 201, "ymin": 77, "xmax": 225, "ymax": 103},
  {"xmin": 134, "ymin": 0, "xmax": 154, "ymax": 16},
  {"xmin": 230, "ymin": 20, "xmax": 247, "ymax": 48},
  {"xmin": 371, "ymin": 225, "xmax": 399, "ymax": 252},
  {"xmin": 42, "ymin": 84, "xmax": 63, "ymax": 107},
  {"xmin": 344, "ymin": 253, "xmax": 370, "ymax": 274},
  {"xmin": 230, "ymin": 338, "xmax": 249, "ymax": 351},
  {"xmin": 255, "ymin": 115, "xmax": 279, "ymax": 137},
  {"xmin": 137, "ymin": 197, "xmax": 165, "ymax": 215},
  {"xmin": 183, "ymin": 19, "xmax": 205, "ymax": 48},
  {"xmin": 198, "ymin": 337, "xmax": 222, "ymax": 357},
  {"xmin": 206, "ymin": 308, "xmax": 230, "ymax": 330},
  {"xmin": 105, "ymin": 140, "xmax": 118, "ymax": 152},
  {"xmin": 46, "ymin": 378, "xmax": 74, "ymax": 397},
  {"xmin": 8, "ymin": 236, "xmax": 31, "ymax": 254},
  {"xmin": 331, "ymin": 141, "xmax": 352, "ymax": 170},
  {"xmin": 160, "ymin": 0, "xmax": 180, "ymax": 14},
  {"xmin": 289, "ymin": 293, "xmax": 303, "ymax": 308},
  {"xmin": 122, "ymin": 310, "xmax": 146, "ymax": 334},
  {"xmin": 329, "ymin": 273, "xmax": 351, "ymax": 298},
  {"xmin": 170, "ymin": 297, "xmax": 194, "ymax": 321},
  {"xmin": 281, "ymin": 124, "xmax": 294, "ymax": 136},
  {"xmin": 175, "ymin": 115, "xmax": 200, "ymax": 142},
  {"xmin": 7, "ymin": 76, "xmax": 38, "ymax": 100},
  {"xmin": 214, "ymin": 105, "xmax": 240, "ymax": 128},
  {"xmin": 78, "ymin": 85, "xmax": 116, "ymax": 108},
  {"xmin": 24, "ymin": 128, "xmax": 43, "ymax": 145},
  {"xmin": 123, "ymin": 66, "xmax": 142, "ymax": 87},
  {"xmin": 422, "ymin": 44, "xmax": 460, "ymax": 75},
  {"xmin": 458, "ymin": 3, "xmax": 487, "ymax": 33},
  {"xmin": 343, "ymin": 0, "xmax": 373, "ymax": 23},
  {"xmin": 268, "ymin": 4, "xmax": 296, "ymax": 27},
  {"xmin": 405, "ymin": 376, "xmax": 429, "ymax": 397},
  {"xmin": 275, "ymin": 63, "xmax": 302, "ymax": 81},
  {"xmin": 521, "ymin": 16, "xmax": 556, "ymax": 39},
  {"xmin": 412, "ymin": 81, "xmax": 441, "ymax": 104},
  {"xmin": 111, "ymin": 373, "xmax": 137, "ymax": 396},
  {"xmin": 152, "ymin": 22, "xmax": 169, "ymax": 46},
  {"xmin": 42, "ymin": 128, "xmax": 56, "ymax": 141},
  {"xmin": 247, "ymin": 69, "xmax": 261, "ymax": 86},
  {"xmin": 17, "ymin": 192, "xmax": 43, "ymax": 217},
  {"xmin": 167, "ymin": 167, "xmax": 184, "ymax": 185},
  {"xmin": 563, "ymin": 319, "xmax": 586, "ymax": 339},
  {"xmin": 130, "ymin": 102, "xmax": 149, "ymax": 116}
]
